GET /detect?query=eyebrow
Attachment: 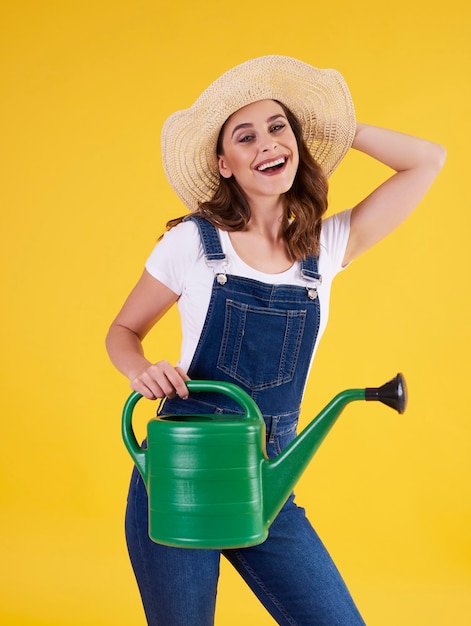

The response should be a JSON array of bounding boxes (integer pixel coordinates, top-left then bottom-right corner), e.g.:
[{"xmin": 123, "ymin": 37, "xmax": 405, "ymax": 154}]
[{"xmin": 230, "ymin": 114, "xmax": 287, "ymax": 138}]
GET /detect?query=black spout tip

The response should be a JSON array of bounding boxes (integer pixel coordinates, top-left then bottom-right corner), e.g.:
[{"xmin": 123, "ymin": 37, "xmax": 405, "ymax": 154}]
[{"xmin": 365, "ymin": 373, "xmax": 408, "ymax": 414}]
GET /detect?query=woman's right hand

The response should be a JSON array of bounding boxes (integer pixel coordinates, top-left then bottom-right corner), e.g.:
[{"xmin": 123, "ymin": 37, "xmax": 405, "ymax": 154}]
[{"xmin": 130, "ymin": 361, "xmax": 190, "ymax": 401}]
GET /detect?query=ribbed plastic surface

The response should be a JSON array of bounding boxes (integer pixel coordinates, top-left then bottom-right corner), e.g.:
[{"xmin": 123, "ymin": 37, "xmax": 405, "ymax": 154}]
[{"xmin": 147, "ymin": 414, "xmax": 267, "ymax": 548}]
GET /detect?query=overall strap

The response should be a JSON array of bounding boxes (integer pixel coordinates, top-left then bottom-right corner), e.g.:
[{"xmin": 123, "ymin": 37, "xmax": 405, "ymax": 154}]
[
  {"xmin": 185, "ymin": 215, "xmax": 228, "ymax": 284},
  {"xmin": 185, "ymin": 215, "xmax": 226, "ymax": 261},
  {"xmin": 300, "ymin": 255, "xmax": 322, "ymax": 300},
  {"xmin": 300, "ymin": 255, "xmax": 320, "ymax": 280}
]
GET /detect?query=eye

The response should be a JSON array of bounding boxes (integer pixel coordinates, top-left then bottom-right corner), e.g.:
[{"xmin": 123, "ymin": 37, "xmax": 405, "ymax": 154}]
[
  {"xmin": 238, "ymin": 134, "xmax": 254, "ymax": 143},
  {"xmin": 271, "ymin": 122, "xmax": 286, "ymax": 133}
]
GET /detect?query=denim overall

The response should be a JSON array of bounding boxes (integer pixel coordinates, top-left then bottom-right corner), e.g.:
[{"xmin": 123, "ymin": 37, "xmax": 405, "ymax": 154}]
[{"xmin": 125, "ymin": 217, "xmax": 365, "ymax": 626}]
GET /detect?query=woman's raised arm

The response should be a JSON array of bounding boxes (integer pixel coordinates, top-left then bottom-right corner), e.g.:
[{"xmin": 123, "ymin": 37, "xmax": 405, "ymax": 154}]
[{"xmin": 343, "ymin": 123, "xmax": 446, "ymax": 265}]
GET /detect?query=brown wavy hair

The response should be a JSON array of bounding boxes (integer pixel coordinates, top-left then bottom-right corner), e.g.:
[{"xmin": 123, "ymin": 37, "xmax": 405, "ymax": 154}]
[{"xmin": 165, "ymin": 101, "xmax": 328, "ymax": 260}]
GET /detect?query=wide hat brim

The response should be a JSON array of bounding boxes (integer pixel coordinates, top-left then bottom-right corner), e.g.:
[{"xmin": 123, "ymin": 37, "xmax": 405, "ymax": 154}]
[{"xmin": 161, "ymin": 55, "xmax": 356, "ymax": 212}]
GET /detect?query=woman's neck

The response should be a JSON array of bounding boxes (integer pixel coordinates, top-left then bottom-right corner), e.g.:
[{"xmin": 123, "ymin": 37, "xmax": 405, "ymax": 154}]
[
  {"xmin": 228, "ymin": 197, "xmax": 293, "ymax": 273},
  {"xmin": 245, "ymin": 196, "xmax": 286, "ymax": 241}
]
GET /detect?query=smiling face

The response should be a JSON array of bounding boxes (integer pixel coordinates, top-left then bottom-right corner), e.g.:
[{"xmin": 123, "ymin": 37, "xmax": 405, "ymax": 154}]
[{"xmin": 217, "ymin": 100, "xmax": 299, "ymax": 207}]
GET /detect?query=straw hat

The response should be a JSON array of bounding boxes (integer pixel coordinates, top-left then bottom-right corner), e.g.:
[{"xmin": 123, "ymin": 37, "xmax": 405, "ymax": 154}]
[{"xmin": 161, "ymin": 55, "xmax": 356, "ymax": 211}]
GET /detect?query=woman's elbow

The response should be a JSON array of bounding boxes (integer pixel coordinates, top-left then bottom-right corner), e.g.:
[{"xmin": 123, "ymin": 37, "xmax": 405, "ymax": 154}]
[{"xmin": 428, "ymin": 142, "xmax": 447, "ymax": 172}]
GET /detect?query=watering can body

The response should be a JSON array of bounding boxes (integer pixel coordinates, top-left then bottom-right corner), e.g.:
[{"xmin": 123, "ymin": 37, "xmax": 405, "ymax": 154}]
[
  {"xmin": 145, "ymin": 410, "xmax": 266, "ymax": 548},
  {"xmin": 122, "ymin": 381, "xmax": 269, "ymax": 548},
  {"xmin": 122, "ymin": 375, "xmax": 407, "ymax": 549}
]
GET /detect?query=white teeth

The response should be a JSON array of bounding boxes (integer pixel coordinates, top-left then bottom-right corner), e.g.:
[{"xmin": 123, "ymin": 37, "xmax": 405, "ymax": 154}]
[{"xmin": 257, "ymin": 157, "xmax": 285, "ymax": 171}]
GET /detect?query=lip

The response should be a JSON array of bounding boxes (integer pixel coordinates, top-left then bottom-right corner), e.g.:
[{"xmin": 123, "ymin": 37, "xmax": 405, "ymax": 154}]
[{"xmin": 254, "ymin": 154, "xmax": 289, "ymax": 175}]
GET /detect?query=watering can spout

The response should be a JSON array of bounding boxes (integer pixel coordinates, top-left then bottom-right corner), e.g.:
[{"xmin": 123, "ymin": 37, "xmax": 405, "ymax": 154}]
[
  {"xmin": 365, "ymin": 373, "xmax": 407, "ymax": 414},
  {"xmin": 262, "ymin": 373, "xmax": 407, "ymax": 527}
]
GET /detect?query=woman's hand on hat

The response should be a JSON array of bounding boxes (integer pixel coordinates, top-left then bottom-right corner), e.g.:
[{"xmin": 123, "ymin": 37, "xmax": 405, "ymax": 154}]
[{"xmin": 130, "ymin": 361, "xmax": 190, "ymax": 401}]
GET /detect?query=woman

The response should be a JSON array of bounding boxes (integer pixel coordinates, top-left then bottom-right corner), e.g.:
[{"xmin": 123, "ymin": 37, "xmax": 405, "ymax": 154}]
[{"xmin": 106, "ymin": 56, "xmax": 445, "ymax": 625}]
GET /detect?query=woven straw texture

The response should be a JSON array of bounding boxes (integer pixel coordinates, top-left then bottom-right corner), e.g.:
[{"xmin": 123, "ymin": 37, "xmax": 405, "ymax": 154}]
[{"xmin": 161, "ymin": 55, "xmax": 356, "ymax": 211}]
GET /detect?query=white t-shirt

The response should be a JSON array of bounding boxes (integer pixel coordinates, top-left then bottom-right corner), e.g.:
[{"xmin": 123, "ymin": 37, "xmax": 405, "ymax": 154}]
[{"xmin": 146, "ymin": 209, "xmax": 352, "ymax": 373}]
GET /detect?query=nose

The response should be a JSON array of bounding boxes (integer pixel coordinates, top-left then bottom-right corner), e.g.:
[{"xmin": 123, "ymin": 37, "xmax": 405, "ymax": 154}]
[{"xmin": 261, "ymin": 131, "xmax": 277, "ymax": 152}]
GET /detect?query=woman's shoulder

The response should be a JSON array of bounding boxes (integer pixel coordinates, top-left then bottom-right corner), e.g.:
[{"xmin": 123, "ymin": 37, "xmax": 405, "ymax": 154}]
[
  {"xmin": 145, "ymin": 218, "xmax": 207, "ymax": 291},
  {"xmin": 162, "ymin": 218, "xmax": 200, "ymax": 241},
  {"xmin": 146, "ymin": 218, "xmax": 202, "ymax": 268},
  {"xmin": 156, "ymin": 219, "xmax": 202, "ymax": 255},
  {"xmin": 322, "ymin": 208, "xmax": 352, "ymax": 232},
  {"xmin": 321, "ymin": 209, "xmax": 352, "ymax": 245},
  {"xmin": 319, "ymin": 208, "xmax": 352, "ymax": 272}
]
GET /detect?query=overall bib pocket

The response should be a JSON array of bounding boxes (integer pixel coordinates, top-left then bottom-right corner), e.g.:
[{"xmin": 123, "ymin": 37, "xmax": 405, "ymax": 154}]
[{"xmin": 217, "ymin": 299, "xmax": 307, "ymax": 391}]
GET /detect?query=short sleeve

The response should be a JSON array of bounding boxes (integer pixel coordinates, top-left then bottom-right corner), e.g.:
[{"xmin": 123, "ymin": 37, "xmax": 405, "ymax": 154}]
[
  {"xmin": 319, "ymin": 208, "xmax": 352, "ymax": 276},
  {"xmin": 145, "ymin": 220, "xmax": 202, "ymax": 295}
]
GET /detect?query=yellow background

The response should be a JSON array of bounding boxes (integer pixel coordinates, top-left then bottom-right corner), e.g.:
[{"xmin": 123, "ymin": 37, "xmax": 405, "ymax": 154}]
[{"xmin": 1, "ymin": 1, "xmax": 470, "ymax": 624}]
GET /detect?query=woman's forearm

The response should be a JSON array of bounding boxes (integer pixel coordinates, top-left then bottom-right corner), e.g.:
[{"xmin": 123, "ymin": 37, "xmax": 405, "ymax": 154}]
[
  {"xmin": 352, "ymin": 122, "xmax": 446, "ymax": 173},
  {"xmin": 105, "ymin": 323, "xmax": 152, "ymax": 382},
  {"xmin": 106, "ymin": 323, "xmax": 189, "ymax": 400},
  {"xmin": 105, "ymin": 269, "xmax": 183, "ymax": 394}
]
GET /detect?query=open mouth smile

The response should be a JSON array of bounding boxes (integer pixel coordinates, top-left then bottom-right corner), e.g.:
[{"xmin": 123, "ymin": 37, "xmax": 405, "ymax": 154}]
[{"xmin": 256, "ymin": 157, "xmax": 286, "ymax": 173}]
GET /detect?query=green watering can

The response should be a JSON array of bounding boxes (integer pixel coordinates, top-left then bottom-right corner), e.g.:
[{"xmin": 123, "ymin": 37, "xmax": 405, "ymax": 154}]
[{"xmin": 122, "ymin": 374, "xmax": 406, "ymax": 549}]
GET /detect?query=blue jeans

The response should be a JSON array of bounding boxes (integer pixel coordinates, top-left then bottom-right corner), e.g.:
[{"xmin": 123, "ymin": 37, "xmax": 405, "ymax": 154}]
[{"xmin": 125, "ymin": 464, "xmax": 365, "ymax": 626}]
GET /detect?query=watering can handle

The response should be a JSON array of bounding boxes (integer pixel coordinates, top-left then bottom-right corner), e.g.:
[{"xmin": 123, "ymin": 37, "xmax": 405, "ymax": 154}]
[
  {"xmin": 121, "ymin": 380, "xmax": 264, "ymax": 481},
  {"xmin": 121, "ymin": 391, "xmax": 148, "ymax": 481},
  {"xmin": 185, "ymin": 380, "xmax": 263, "ymax": 419}
]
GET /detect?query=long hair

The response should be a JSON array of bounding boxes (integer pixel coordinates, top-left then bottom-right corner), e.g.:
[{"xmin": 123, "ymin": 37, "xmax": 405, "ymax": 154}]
[{"xmin": 165, "ymin": 101, "xmax": 329, "ymax": 259}]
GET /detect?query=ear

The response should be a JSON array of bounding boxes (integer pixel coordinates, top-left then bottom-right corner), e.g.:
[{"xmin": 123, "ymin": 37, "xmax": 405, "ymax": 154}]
[{"xmin": 218, "ymin": 155, "xmax": 233, "ymax": 179}]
